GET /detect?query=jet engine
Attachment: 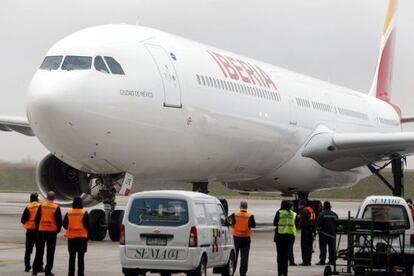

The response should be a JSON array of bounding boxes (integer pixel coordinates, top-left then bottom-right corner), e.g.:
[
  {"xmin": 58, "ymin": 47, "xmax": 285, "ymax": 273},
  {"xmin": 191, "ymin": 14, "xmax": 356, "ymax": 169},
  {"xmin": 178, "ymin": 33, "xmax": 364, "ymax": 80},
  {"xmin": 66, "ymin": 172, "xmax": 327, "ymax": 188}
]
[{"xmin": 36, "ymin": 154, "xmax": 99, "ymax": 207}]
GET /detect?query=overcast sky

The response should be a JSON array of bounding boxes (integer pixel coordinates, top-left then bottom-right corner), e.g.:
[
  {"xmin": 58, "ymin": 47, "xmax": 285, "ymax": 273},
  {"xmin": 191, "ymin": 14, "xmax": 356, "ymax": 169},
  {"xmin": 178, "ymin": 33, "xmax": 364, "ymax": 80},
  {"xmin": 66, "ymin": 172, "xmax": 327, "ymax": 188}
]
[{"xmin": 1, "ymin": 0, "xmax": 414, "ymax": 167}]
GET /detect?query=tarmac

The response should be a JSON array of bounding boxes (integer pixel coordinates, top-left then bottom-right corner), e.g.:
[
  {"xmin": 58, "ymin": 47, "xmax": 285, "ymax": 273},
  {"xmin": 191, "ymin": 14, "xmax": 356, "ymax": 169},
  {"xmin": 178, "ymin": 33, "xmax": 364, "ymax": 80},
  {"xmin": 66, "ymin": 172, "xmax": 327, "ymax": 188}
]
[{"xmin": 0, "ymin": 193, "xmax": 361, "ymax": 276}]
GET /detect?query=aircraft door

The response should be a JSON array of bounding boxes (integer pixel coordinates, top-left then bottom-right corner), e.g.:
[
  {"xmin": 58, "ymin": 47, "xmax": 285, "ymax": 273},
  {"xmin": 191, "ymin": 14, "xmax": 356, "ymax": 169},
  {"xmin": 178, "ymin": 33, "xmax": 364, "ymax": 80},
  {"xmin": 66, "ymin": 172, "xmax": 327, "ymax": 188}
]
[{"xmin": 145, "ymin": 44, "xmax": 182, "ymax": 108}]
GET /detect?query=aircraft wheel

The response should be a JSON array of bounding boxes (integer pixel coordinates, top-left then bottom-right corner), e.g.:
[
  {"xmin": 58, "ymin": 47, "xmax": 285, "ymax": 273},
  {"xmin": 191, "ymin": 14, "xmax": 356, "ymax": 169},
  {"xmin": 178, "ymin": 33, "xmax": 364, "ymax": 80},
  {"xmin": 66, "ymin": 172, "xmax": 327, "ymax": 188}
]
[
  {"xmin": 109, "ymin": 210, "xmax": 125, "ymax": 241},
  {"xmin": 89, "ymin": 209, "xmax": 107, "ymax": 241}
]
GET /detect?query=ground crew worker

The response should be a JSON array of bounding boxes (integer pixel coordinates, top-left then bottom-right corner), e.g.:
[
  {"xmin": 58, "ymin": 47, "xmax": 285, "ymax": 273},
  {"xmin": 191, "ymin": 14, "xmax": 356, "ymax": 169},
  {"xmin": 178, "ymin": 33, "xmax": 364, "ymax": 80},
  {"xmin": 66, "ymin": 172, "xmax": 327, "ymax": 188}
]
[
  {"xmin": 32, "ymin": 191, "xmax": 62, "ymax": 276},
  {"xmin": 287, "ymin": 201, "xmax": 298, "ymax": 266},
  {"xmin": 21, "ymin": 193, "xmax": 41, "ymax": 272},
  {"xmin": 229, "ymin": 200, "xmax": 256, "ymax": 276},
  {"xmin": 273, "ymin": 200, "xmax": 296, "ymax": 276},
  {"xmin": 63, "ymin": 197, "xmax": 90, "ymax": 276},
  {"xmin": 298, "ymin": 199, "xmax": 316, "ymax": 266},
  {"xmin": 316, "ymin": 201, "xmax": 338, "ymax": 266}
]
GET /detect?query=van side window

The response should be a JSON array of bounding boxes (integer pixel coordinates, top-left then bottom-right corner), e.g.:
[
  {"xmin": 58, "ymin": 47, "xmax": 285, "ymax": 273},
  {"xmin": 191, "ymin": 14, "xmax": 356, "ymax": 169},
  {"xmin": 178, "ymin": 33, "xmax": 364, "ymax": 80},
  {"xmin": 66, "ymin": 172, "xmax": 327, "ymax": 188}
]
[
  {"xmin": 205, "ymin": 203, "xmax": 219, "ymax": 225},
  {"xmin": 217, "ymin": 204, "xmax": 227, "ymax": 226},
  {"xmin": 194, "ymin": 203, "xmax": 207, "ymax": 225}
]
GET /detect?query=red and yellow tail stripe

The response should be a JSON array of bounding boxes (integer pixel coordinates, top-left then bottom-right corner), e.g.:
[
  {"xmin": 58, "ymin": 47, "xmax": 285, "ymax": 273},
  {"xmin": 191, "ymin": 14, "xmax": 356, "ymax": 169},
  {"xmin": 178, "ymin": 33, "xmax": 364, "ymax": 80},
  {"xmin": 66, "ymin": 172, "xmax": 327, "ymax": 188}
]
[
  {"xmin": 383, "ymin": 0, "xmax": 397, "ymax": 34},
  {"xmin": 369, "ymin": 0, "xmax": 400, "ymax": 117}
]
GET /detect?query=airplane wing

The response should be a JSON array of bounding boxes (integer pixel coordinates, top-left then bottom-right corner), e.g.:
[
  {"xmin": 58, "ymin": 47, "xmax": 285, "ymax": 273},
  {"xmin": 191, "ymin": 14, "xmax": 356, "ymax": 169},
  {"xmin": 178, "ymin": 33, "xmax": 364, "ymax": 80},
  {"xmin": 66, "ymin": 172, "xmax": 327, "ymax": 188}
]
[
  {"xmin": 0, "ymin": 116, "xmax": 34, "ymax": 136},
  {"xmin": 302, "ymin": 132, "xmax": 414, "ymax": 171}
]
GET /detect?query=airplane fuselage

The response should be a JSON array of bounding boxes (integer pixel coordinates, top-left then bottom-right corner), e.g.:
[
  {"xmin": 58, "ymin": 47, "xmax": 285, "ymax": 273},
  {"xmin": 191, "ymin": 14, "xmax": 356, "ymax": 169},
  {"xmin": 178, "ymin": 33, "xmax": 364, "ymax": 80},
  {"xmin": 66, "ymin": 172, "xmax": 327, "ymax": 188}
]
[{"xmin": 26, "ymin": 25, "xmax": 401, "ymax": 194}]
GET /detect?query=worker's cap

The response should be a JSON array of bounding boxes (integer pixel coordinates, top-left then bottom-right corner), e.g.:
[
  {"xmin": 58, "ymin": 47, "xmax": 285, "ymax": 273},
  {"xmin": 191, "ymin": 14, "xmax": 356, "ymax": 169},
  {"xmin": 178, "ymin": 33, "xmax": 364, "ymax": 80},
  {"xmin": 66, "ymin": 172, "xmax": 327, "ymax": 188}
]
[
  {"xmin": 298, "ymin": 199, "xmax": 307, "ymax": 206},
  {"xmin": 240, "ymin": 200, "xmax": 248, "ymax": 210},
  {"xmin": 47, "ymin": 191, "xmax": 56, "ymax": 201},
  {"xmin": 30, "ymin": 192, "xmax": 38, "ymax": 202}
]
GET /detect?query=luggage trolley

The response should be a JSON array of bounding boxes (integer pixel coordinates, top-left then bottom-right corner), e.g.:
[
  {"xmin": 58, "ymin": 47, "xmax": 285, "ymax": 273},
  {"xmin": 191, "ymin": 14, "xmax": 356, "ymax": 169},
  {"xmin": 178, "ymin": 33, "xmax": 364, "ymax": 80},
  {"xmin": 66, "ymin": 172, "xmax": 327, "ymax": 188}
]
[{"xmin": 324, "ymin": 214, "xmax": 406, "ymax": 276}]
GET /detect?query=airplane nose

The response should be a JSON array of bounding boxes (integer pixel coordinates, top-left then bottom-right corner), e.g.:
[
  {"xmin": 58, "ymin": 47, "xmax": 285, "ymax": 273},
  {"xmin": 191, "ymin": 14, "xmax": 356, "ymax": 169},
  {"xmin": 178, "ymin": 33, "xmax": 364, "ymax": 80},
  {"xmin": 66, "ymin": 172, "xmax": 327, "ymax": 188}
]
[{"xmin": 26, "ymin": 71, "xmax": 82, "ymax": 157}]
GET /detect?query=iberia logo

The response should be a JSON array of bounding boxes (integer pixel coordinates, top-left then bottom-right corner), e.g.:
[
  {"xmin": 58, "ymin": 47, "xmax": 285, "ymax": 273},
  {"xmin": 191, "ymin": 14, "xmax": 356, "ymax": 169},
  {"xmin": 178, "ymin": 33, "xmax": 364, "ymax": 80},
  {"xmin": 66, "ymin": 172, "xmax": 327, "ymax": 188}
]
[{"xmin": 207, "ymin": 50, "xmax": 277, "ymax": 91}]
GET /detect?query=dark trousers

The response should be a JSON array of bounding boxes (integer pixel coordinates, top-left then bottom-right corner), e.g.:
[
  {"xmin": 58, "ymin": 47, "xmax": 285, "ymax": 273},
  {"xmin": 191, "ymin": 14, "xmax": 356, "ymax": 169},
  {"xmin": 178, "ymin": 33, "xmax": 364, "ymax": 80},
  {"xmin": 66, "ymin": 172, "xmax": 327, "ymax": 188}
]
[
  {"xmin": 33, "ymin": 231, "xmax": 57, "ymax": 274},
  {"xmin": 288, "ymin": 237, "xmax": 295, "ymax": 265},
  {"xmin": 276, "ymin": 234, "xmax": 294, "ymax": 276},
  {"xmin": 69, "ymin": 251, "xmax": 85, "ymax": 276},
  {"xmin": 319, "ymin": 234, "xmax": 335, "ymax": 265},
  {"xmin": 301, "ymin": 229, "xmax": 314, "ymax": 265},
  {"xmin": 234, "ymin": 236, "xmax": 251, "ymax": 276},
  {"xmin": 68, "ymin": 238, "xmax": 87, "ymax": 276},
  {"xmin": 24, "ymin": 230, "xmax": 37, "ymax": 270}
]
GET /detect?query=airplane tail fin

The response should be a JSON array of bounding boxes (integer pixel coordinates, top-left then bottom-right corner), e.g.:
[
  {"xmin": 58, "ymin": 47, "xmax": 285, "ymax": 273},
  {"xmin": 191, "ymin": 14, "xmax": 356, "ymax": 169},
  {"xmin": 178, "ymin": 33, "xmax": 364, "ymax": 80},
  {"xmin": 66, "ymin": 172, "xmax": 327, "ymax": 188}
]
[{"xmin": 369, "ymin": 0, "xmax": 401, "ymax": 116}]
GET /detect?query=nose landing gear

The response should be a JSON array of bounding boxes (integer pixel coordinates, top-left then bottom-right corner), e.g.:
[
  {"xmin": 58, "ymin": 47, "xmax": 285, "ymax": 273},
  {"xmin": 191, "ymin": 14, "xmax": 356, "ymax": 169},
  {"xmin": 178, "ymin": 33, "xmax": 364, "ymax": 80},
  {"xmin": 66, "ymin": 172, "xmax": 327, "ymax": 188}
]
[{"xmin": 89, "ymin": 175, "xmax": 125, "ymax": 241}]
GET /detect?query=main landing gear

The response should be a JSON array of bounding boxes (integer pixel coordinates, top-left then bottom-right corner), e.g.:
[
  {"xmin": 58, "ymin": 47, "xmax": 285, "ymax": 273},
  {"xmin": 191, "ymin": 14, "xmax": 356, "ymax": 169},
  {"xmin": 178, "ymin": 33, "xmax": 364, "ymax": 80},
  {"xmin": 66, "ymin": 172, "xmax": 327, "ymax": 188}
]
[
  {"xmin": 89, "ymin": 175, "xmax": 125, "ymax": 241},
  {"xmin": 368, "ymin": 157, "xmax": 405, "ymax": 197}
]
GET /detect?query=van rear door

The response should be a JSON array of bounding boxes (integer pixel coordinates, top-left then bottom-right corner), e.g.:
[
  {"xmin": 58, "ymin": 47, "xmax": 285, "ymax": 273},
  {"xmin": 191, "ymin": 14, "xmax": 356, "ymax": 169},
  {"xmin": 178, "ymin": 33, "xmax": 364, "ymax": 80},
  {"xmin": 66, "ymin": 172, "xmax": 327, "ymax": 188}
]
[{"xmin": 125, "ymin": 197, "xmax": 190, "ymax": 261}]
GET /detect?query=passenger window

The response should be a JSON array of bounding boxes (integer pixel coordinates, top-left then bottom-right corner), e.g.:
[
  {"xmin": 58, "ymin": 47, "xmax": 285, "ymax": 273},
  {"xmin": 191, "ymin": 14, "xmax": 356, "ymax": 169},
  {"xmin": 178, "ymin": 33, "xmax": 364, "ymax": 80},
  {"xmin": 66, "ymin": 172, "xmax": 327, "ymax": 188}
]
[
  {"xmin": 194, "ymin": 204, "xmax": 207, "ymax": 225},
  {"xmin": 62, "ymin": 56, "xmax": 92, "ymax": 71},
  {"xmin": 196, "ymin": 75, "xmax": 201, "ymax": 85},
  {"xmin": 201, "ymin": 76, "xmax": 206, "ymax": 86},
  {"xmin": 104, "ymin": 56, "xmax": 125, "ymax": 75},
  {"xmin": 94, "ymin": 56, "xmax": 109, "ymax": 74},
  {"xmin": 40, "ymin": 56, "xmax": 63, "ymax": 71}
]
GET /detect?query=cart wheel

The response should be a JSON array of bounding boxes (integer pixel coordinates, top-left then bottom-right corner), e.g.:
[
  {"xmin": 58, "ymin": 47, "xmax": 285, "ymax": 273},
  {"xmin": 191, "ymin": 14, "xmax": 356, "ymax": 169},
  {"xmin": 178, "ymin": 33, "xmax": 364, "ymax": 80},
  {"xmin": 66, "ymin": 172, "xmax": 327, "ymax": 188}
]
[{"xmin": 323, "ymin": 265, "xmax": 332, "ymax": 276}]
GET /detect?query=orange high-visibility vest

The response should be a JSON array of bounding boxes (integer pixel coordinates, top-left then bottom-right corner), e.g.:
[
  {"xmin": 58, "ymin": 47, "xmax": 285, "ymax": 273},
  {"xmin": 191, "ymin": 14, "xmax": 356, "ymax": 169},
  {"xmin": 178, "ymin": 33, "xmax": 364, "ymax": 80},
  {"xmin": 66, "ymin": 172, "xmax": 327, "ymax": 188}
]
[
  {"xmin": 38, "ymin": 201, "xmax": 59, "ymax": 232},
  {"xmin": 304, "ymin": 206, "xmax": 316, "ymax": 221},
  {"xmin": 232, "ymin": 211, "xmax": 252, "ymax": 238},
  {"xmin": 23, "ymin": 202, "xmax": 40, "ymax": 230},
  {"xmin": 65, "ymin": 208, "xmax": 88, "ymax": 239}
]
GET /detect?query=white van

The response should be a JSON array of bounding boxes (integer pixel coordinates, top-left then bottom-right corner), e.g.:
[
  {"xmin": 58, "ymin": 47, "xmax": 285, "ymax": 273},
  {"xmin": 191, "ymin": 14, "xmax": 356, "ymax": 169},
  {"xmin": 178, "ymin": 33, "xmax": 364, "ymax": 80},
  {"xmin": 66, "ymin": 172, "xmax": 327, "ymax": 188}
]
[{"xmin": 120, "ymin": 190, "xmax": 235, "ymax": 276}]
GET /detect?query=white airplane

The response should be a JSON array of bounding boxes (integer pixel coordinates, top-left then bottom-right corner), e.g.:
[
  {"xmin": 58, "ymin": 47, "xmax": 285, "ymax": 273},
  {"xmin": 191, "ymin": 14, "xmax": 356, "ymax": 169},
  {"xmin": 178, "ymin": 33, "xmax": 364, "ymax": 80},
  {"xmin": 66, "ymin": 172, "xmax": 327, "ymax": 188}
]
[{"xmin": 1, "ymin": 0, "xmax": 412, "ymax": 240}]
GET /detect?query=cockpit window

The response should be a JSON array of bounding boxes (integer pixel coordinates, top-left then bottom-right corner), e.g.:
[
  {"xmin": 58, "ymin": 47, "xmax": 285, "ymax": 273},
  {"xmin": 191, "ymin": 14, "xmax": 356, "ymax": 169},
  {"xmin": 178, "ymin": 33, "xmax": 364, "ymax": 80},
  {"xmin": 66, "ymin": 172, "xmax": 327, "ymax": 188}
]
[
  {"xmin": 40, "ymin": 56, "xmax": 63, "ymax": 71},
  {"xmin": 94, "ymin": 56, "xmax": 109, "ymax": 74},
  {"xmin": 61, "ymin": 56, "xmax": 92, "ymax": 71},
  {"xmin": 104, "ymin": 56, "xmax": 125, "ymax": 75}
]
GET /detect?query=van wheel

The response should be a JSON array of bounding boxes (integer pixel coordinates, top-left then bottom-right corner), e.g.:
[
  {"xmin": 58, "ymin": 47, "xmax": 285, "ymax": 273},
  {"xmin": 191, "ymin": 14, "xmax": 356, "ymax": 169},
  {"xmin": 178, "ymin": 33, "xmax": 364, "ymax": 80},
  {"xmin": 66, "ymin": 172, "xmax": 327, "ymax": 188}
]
[
  {"xmin": 89, "ymin": 209, "xmax": 107, "ymax": 241},
  {"xmin": 108, "ymin": 210, "xmax": 124, "ymax": 241},
  {"xmin": 188, "ymin": 255, "xmax": 207, "ymax": 276},
  {"xmin": 221, "ymin": 252, "xmax": 235, "ymax": 276}
]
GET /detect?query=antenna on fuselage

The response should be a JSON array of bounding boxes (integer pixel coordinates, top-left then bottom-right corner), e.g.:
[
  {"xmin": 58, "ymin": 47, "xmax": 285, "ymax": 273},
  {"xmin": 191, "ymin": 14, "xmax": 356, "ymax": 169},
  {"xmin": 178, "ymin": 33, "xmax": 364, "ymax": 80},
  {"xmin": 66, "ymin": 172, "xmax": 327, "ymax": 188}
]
[{"xmin": 135, "ymin": 16, "xmax": 141, "ymax": 25}]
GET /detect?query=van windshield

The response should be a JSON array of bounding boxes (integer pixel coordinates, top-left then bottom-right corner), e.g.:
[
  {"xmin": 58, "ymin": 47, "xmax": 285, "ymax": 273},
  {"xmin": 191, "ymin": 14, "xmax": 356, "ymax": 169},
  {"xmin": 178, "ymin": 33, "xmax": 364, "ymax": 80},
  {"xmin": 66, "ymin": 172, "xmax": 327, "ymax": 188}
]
[
  {"xmin": 128, "ymin": 198, "xmax": 189, "ymax": 227},
  {"xmin": 362, "ymin": 204, "xmax": 410, "ymax": 229}
]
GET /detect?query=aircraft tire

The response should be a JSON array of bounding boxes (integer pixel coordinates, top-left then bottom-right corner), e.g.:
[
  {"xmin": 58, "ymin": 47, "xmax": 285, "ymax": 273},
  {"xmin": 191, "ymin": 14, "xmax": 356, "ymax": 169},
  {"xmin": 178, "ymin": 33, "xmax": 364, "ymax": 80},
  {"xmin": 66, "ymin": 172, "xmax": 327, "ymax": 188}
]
[
  {"xmin": 89, "ymin": 209, "xmax": 107, "ymax": 241},
  {"xmin": 109, "ymin": 210, "xmax": 125, "ymax": 241}
]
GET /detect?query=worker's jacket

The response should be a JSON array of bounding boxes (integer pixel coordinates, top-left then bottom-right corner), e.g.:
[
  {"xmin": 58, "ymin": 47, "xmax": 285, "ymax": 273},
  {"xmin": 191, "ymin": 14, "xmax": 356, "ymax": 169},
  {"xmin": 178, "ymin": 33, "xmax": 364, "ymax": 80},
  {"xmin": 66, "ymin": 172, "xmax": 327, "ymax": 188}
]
[
  {"xmin": 232, "ymin": 211, "xmax": 253, "ymax": 238},
  {"xmin": 277, "ymin": 210, "xmax": 297, "ymax": 235},
  {"xmin": 22, "ymin": 202, "xmax": 40, "ymax": 230},
  {"xmin": 65, "ymin": 208, "xmax": 88, "ymax": 239},
  {"xmin": 38, "ymin": 201, "xmax": 59, "ymax": 232}
]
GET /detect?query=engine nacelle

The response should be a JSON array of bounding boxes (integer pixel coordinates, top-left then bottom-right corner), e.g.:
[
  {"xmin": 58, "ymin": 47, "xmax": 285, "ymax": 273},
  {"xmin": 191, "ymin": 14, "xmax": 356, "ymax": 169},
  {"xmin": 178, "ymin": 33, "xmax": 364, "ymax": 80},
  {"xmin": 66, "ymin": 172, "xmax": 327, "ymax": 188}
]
[{"xmin": 36, "ymin": 154, "xmax": 99, "ymax": 207}]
